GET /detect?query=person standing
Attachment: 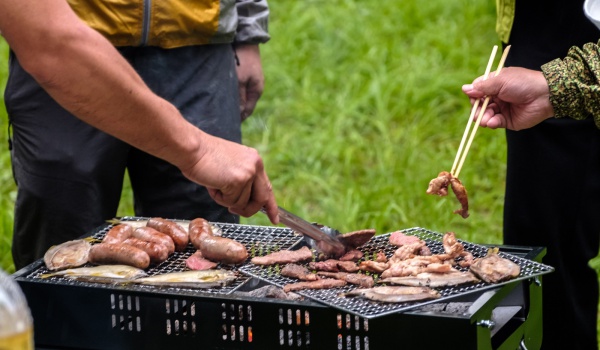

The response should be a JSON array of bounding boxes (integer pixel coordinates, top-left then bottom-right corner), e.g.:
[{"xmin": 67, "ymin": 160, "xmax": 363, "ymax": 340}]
[
  {"xmin": 5, "ymin": 0, "xmax": 274, "ymax": 270},
  {"xmin": 495, "ymin": 1, "xmax": 600, "ymax": 348}
]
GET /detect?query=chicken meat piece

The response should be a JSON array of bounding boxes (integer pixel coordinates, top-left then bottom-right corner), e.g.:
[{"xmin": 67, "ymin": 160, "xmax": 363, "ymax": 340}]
[{"xmin": 470, "ymin": 248, "xmax": 521, "ymax": 283}]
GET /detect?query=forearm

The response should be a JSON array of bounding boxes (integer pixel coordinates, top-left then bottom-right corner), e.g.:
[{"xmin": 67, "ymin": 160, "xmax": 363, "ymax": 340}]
[
  {"xmin": 541, "ymin": 41, "xmax": 600, "ymax": 128},
  {"xmin": 0, "ymin": 0, "xmax": 204, "ymax": 170}
]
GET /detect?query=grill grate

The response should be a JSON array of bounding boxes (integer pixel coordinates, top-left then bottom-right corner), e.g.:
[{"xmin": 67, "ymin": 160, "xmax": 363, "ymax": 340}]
[
  {"xmin": 24, "ymin": 217, "xmax": 304, "ymax": 296},
  {"xmin": 240, "ymin": 227, "xmax": 554, "ymax": 319}
]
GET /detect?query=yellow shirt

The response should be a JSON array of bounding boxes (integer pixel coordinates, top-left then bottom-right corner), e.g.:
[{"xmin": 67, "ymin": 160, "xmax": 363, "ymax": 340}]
[{"xmin": 67, "ymin": 0, "xmax": 268, "ymax": 48}]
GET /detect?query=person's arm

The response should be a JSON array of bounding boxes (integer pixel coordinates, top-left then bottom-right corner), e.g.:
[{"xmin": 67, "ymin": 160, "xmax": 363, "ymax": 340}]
[
  {"xmin": 462, "ymin": 40, "xmax": 600, "ymax": 131},
  {"xmin": 0, "ymin": 0, "xmax": 278, "ymax": 222},
  {"xmin": 235, "ymin": 0, "xmax": 270, "ymax": 121},
  {"xmin": 541, "ymin": 41, "xmax": 600, "ymax": 127},
  {"xmin": 461, "ymin": 67, "xmax": 554, "ymax": 130}
]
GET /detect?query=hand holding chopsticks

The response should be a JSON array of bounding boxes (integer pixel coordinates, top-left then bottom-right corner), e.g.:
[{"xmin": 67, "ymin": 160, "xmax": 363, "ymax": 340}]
[{"xmin": 450, "ymin": 45, "xmax": 512, "ymax": 178}]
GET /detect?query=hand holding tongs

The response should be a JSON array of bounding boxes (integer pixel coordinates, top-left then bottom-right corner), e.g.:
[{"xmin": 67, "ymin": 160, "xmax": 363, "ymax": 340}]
[{"xmin": 261, "ymin": 206, "xmax": 346, "ymax": 257}]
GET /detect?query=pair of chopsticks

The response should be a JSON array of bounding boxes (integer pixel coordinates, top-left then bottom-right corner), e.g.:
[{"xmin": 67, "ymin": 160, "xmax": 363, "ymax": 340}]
[{"xmin": 450, "ymin": 45, "xmax": 511, "ymax": 178}]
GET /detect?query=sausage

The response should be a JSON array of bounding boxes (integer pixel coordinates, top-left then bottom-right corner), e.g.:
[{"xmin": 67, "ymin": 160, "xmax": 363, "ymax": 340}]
[
  {"xmin": 103, "ymin": 224, "xmax": 133, "ymax": 244},
  {"xmin": 188, "ymin": 217, "xmax": 248, "ymax": 264},
  {"xmin": 146, "ymin": 218, "xmax": 189, "ymax": 252},
  {"xmin": 189, "ymin": 218, "xmax": 213, "ymax": 250},
  {"xmin": 132, "ymin": 226, "xmax": 175, "ymax": 254},
  {"xmin": 122, "ymin": 237, "xmax": 169, "ymax": 264},
  {"xmin": 88, "ymin": 243, "xmax": 150, "ymax": 269}
]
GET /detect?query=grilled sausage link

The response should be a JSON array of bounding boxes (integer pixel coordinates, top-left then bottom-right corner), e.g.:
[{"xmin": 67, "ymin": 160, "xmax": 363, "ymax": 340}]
[
  {"xmin": 88, "ymin": 243, "xmax": 150, "ymax": 269},
  {"xmin": 103, "ymin": 224, "xmax": 133, "ymax": 244},
  {"xmin": 189, "ymin": 218, "xmax": 213, "ymax": 250},
  {"xmin": 146, "ymin": 218, "xmax": 189, "ymax": 252},
  {"xmin": 132, "ymin": 226, "xmax": 176, "ymax": 254},
  {"xmin": 122, "ymin": 237, "xmax": 169, "ymax": 264},
  {"xmin": 189, "ymin": 218, "xmax": 248, "ymax": 265}
]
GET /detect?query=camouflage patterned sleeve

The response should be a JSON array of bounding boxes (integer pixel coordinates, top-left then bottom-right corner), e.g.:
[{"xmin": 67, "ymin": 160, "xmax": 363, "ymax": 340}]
[{"xmin": 541, "ymin": 41, "xmax": 600, "ymax": 128}]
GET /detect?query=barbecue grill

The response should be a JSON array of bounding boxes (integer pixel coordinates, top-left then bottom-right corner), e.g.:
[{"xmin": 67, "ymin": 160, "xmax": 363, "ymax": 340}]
[{"xmin": 14, "ymin": 217, "xmax": 552, "ymax": 350}]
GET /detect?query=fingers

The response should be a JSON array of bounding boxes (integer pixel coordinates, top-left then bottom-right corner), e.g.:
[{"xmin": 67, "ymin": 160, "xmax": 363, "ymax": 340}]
[{"xmin": 238, "ymin": 83, "xmax": 248, "ymax": 121}]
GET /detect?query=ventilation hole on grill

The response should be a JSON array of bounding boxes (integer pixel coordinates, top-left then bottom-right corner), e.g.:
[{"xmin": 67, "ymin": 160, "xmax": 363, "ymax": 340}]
[
  {"xmin": 230, "ymin": 303, "xmax": 235, "ymax": 320},
  {"xmin": 239, "ymin": 325, "xmax": 245, "ymax": 342},
  {"xmin": 238, "ymin": 305, "xmax": 244, "ymax": 320},
  {"xmin": 356, "ymin": 335, "xmax": 364, "ymax": 350},
  {"xmin": 305, "ymin": 331, "xmax": 311, "ymax": 346},
  {"xmin": 111, "ymin": 314, "xmax": 116, "ymax": 328},
  {"xmin": 127, "ymin": 295, "xmax": 132, "ymax": 311},
  {"xmin": 363, "ymin": 319, "xmax": 369, "ymax": 331},
  {"xmin": 354, "ymin": 315, "xmax": 360, "ymax": 330},
  {"xmin": 287, "ymin": 309, "xmax": 292, "ymax": 325},
  {"xmin": 337, "ymin": 314, "xmax": 342, "ymax": 329},
  {"xmin": 110, "ymin": 294, "xmax": 115, "ymax": 310},
  {"xmin": 295, "ymin": 309, "xmax": 301, "ymax": 325},
  {"xmin": 135, "ymin": 296, "xmax": 140, "ymax": 312},
  {"xmin": 337, "ymin": 334, "xmax": 342, "ymax": 348},
  {"xmin": 346, "ymin": 334, "xmax": 352, "ymax": 349},
  {"xmin": 304, "ymin": 310, "xmax": 310, "ymax": 325},
  {"xmin": 278, "ymin": 308, "xmax": 284, "ymax": 324},
  {"xmin": 287, "ymin": 329, "xmax": 293, "ymax": 346},
  {"xmin": 181, "ymin": 300, "xmax": 188, "ymax": 316},
  {"xmin": 365, "ymin": 336, "xmax": 370, "ymax": 349},
  {"xmin": 166, "ymin": 299, "xmax": 171, "ymax": 314},
  {"xmin": 174, "ymin": 319, "xmax": 180, "ymax": 335},
  {"xmin": 192, "ymin": 321, "xmax": 196, "ymax": 334},
  {"xmin": 136, "ymin": 316, "xmax": 141, "ymax": 332},
  {"xmin": 190, "ymin": 302, "xmax": 195, "ymax": 316},
  {"xmin": 166, "ymin": 319, "xmax": 172, "ymax": 335},
  {"xmin": 118, "ymin": 294, "xmax": 124, "ymax": 310},
  {"xmin": 230, "ymin": 324, "xmax": 236, "ymax": 341},
  {"xmin": 295, "ymin": 330, "xmax": 302, "ymax": 346},
  {"xmin": 279, "ymin": 329, "xmax": 284, "ymax": 345},
  {"xmin": 247, "ymin": 305, "xmax": 253, "ymax": 321},
  {"xmin": 174, "ymin": 300, "xmax": 179, "ymax": 314},
  {"xmin": 221, "ymin": 324, "xmax": 227, "ymax": 340}
]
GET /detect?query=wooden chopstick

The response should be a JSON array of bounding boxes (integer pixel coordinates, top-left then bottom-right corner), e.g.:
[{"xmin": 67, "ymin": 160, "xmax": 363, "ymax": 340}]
[
  {"xmin": 452, "ymin": 45, "xmax": 511, "ymax": 179},
  {"xmin": 450, "ymin": 45, "xmax": 498, "ymax": 177}
]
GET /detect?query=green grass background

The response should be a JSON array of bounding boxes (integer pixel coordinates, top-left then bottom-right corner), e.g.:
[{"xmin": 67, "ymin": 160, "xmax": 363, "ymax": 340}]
[{"xmin": 0, "ymin": 0, "xmax": 599, "ymax": 344}]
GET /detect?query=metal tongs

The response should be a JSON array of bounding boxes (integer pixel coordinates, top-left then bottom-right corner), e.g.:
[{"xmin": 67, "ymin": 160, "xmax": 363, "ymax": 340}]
[{"xmin": 261, "ymin": 206, "xmax": 346, "ymax": 257}]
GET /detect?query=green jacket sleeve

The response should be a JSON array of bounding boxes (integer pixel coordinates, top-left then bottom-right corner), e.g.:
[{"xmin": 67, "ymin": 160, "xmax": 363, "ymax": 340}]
[{"xmin": 541, "ymin": 40, "xmax": 600, "ymax": 128}]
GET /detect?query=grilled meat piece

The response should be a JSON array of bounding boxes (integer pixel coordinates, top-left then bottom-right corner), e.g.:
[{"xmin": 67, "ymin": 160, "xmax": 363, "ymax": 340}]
[
  {"xmin": 450, "ymin": 177, "xmax": 469, "ymax": 218},
  {"xmin": 338, "ymin": 229, "xmax": 376, "ymax": 249},
  {"xmin": 426, "ymin": 171, "xmax": 469, "ymax": 219},
  {"xmin": 389, "ymin": 231, "xmax": 422, "ymax": 247},
  {"xmin": 308, "ymin": 259, "xmax": 359, "ymax": 273},
  {"xmin": 281, "ymin": 263, "xmax": 318, "ymax": 281},
  {"xmin": 44, "ymin": 239, "xmax": 92, "ymax": 271},
  {"xmin": 339, "ymin": 249, "xmax": 364, "ymax": 262},
  {"xmin": 470, "ymin": 248, "xmax": 520, "ymax": 283},
  {"xmin": 381, "ymin": 258, "xmax": 452, "ymax": 278},
  {"xmin": 235, "ymin": 285, "xmax": 304, "ymax": 301},
  {"xmin": 379, "ymin": 269, "xmax": 480, "ymax": 288},
  {"xmin": 358, "ymin": 260, "xmax": 390, "ymax": 273},
  {"xmin": 283, "ymin": 278, "xmax": 347, "ymax": 292},
  {"xmin": 342, "ymin": 286, "xmax": 440, "ymax": 303},
  {"xmin": 185, "ymin": 250, "xmax": 218, "ymax": 271},
  {"xmin": 317, "ymin": 271, "xmax": 374, "ymax": 288},
  {"xmin": 426, "ymin": 171, "xmax": 452, "ymax": 196},
  {"xmin": 251, "ymin": 246, "xmax": 314, "ymax": 266}
]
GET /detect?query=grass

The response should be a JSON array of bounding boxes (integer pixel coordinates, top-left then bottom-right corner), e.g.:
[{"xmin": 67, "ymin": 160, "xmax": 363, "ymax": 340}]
[{"xmin": 0, "ymin": 0, "xmax": 599, "ymax": 345}]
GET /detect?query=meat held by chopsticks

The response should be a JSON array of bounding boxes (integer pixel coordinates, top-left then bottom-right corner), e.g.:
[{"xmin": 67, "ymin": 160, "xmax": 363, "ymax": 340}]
[{"xmin": 426, "ymin": 171, "xmax": 469, "ymax": 219}]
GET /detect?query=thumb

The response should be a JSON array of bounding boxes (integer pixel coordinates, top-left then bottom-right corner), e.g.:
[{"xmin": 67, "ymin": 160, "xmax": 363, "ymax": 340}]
[{"xmin": 472, "ymin": 74, "xmax": 504, "ymax": 97}]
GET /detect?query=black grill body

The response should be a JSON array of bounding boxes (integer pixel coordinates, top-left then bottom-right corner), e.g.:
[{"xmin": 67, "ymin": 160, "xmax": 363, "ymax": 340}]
[{"xmin": 14, "ymin": 219, "xmax": 548, "ymax": 350}]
